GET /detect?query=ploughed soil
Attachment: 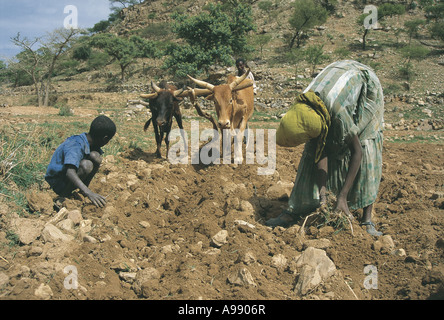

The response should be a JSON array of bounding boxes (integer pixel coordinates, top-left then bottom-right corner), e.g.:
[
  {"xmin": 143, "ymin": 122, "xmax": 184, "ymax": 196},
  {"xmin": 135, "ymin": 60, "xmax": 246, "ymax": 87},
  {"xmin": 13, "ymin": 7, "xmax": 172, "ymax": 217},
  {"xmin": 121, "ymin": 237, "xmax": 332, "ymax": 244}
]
[{"xmin": 0, "ymin": 105, "xmax": 443, "ymax": 301}]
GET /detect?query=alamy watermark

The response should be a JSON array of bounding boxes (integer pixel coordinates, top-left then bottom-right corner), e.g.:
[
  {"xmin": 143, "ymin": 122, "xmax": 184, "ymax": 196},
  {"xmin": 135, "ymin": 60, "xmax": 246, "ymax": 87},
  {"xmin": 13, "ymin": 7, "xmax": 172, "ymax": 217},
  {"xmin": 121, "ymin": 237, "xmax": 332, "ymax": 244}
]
[
  {"xmin": 363, "ymin": 5, "xmax": 378, "ymax": 30},
  {"xmin": 64, "ymin": 265, "xmax": 78, "ymax": 290},
  {"xmin": 64, "ymin": 5, "xmax": 78, "ymax": 29},
  {"xmin": 363, "ymin": 265, "xmax": 378, "ymax": 290},
  {"xmin": 168, "ymin": 121, "xmax": 276, "ymax": 176}
]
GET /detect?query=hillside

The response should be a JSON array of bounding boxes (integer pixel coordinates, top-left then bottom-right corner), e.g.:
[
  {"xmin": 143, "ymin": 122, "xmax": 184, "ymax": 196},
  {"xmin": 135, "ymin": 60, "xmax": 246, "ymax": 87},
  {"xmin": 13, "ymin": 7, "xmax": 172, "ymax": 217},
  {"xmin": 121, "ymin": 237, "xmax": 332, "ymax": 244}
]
[{"xmin": 0, "ymin": 0, "xmax": 443, "ymax": 303}]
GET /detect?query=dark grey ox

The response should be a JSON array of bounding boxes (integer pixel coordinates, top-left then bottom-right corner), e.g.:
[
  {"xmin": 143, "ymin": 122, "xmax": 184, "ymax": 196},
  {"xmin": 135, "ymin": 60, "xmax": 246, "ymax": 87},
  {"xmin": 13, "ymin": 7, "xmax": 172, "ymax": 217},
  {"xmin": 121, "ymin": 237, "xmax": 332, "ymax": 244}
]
[{"xmin": 140, "ymin": 82, "xmax": 187, "ymax": 158}]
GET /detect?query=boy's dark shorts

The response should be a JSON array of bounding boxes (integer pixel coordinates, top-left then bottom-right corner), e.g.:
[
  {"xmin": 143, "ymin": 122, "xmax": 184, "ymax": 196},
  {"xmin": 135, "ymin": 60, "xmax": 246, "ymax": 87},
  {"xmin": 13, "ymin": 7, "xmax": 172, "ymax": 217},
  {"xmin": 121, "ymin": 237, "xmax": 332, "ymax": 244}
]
[{"xmin": 47, "ymin": 177, "xmax": 75, "ymax": 197}]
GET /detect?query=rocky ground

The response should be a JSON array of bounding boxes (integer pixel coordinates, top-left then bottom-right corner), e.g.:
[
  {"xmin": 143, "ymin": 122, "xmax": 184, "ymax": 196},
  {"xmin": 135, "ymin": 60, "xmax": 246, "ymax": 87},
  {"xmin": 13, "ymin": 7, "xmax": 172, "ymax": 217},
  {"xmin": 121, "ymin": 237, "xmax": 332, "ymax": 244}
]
[
  {"xmin": 0, "ymin": 0, "xmax": 443, "ymax": 303},
  {"xmin": 0, "ymin": 103, "xmax": 443, "ymax": 301}
]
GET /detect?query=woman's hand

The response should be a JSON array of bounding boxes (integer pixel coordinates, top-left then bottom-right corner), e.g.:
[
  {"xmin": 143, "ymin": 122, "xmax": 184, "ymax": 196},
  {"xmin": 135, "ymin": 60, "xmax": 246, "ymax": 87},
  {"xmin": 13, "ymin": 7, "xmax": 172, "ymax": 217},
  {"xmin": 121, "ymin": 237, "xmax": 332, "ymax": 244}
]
[{"xmin": 335, "ymin": 195, "xmax": 354, "ymax": 219}]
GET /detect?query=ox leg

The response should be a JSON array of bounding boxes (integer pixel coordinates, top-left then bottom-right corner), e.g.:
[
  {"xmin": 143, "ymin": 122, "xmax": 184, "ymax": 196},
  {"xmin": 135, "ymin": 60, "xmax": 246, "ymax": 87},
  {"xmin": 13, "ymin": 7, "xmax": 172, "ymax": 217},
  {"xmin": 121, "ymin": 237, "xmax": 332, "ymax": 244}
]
[
  {"xmin": 164, "ymin": 123, "xmax": 172, "ymax": 158},
  {"xmin": 234, "ymin": 120, "xmax": 249, "ymax": 164},
  {"xmin": 153, "ymin": 123, "xmax": 162, "ymax": 158},
  {"xmin": 234, "ymin": 130, "xmax": 244, "ymax": 164},
  {"xmin": 174, "ymin": 112, "xmax": 188, "ymax": 152}
]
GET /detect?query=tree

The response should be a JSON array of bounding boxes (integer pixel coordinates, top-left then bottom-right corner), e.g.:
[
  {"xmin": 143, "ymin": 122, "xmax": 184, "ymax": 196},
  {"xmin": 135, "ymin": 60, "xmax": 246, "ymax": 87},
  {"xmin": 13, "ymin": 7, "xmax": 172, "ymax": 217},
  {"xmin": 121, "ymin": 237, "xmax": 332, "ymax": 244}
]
[
  {"xmin": 163, "ymin": 3, "xmax": 255, "ymax": 77},
  {"xmin": 89, "ymin": 20, "xmax": 111, "ymax": 34},
  {"xmin": 304, "ymin": 45, "xmax": 328, "ymax": 75},
  {"xmin": 9, "ymin": 34, "xmax": 46, "ymax": 106},
  {"xmin": 40, "ymin": 28, "xmax": 80, "ymax": 106},
  {"xmin": 424, "ymin": 2, "xmax": 444, "ymax": 42},
  {"xmin": 0, "ymin": 60, "xmax": 8, "ymax": 83},
  {"xmin": 399, "ymin": 45, "xmax": 430, "ymax": 84},
  {"xmin": 10, "ymin": 28, "xmax": 79, "ymax": 106},
  {"xmin": 90, "ymin": 33, "xmax": 159, "ymax": 82},
  {"xmin": 258, "ymin": 0, "xmax": 275, "ymax": 24},
  {"xmin": 404, "ymin": 19, "xmax": 426, "ymax": 44},
  {"xmin": 317, "ymin": 0, "xmax": 339, "ymax": 14},
  {"xmin": 429, "ymin": 21, "xmax": 444, "ymax": 41},
  {"xmin": 285, "ymin": 48, "xmax": 305, "ymax": 77},
  {"xmin": 253, "ymin": 33, "xmax": 272, "ymax": 59},
  {"xmin": 287, "ymin": 0, "xmax": 328, "ymax": 49}
]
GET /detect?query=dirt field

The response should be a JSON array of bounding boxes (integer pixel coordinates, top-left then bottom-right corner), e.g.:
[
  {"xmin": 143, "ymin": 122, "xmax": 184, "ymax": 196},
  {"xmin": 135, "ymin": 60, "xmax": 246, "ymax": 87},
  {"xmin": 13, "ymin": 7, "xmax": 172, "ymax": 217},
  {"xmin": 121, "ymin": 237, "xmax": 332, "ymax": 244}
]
[{"xmin": 0, "ymin": 103, "xmax": 443, "ymax": 301}]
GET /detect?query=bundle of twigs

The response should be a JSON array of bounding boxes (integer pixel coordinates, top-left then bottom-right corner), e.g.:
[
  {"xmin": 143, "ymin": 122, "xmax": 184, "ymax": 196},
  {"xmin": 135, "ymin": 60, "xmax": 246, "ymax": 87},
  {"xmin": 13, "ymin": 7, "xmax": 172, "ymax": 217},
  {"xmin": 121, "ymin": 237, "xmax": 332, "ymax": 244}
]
[{"xmin": 299, "ymin": 192, "xmax": 355, "ymax": 236}]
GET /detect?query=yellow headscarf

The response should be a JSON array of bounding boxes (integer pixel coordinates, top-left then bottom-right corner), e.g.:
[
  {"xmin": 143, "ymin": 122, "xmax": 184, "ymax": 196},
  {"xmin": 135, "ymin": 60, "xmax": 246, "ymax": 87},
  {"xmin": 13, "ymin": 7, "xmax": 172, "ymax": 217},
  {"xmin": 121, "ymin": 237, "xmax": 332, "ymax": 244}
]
[{"xmin": 276, "ymin": 90, "xmax": 330, "ymax": 163}]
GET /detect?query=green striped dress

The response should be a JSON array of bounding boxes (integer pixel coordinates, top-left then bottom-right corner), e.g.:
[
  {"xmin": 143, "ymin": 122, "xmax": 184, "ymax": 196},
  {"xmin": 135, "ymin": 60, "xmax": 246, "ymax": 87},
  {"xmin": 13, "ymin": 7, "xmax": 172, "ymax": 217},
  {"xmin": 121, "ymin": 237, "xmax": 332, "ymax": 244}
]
[{"xmin": 287, "ymin": 60, "xmax": 384, "ymax": 215}]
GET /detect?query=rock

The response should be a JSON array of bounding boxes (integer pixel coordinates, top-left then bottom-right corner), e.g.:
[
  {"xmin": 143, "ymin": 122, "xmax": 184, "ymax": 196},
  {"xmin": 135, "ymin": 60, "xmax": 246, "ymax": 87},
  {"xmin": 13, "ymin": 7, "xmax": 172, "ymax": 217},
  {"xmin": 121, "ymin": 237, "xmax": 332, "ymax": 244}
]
[
  {"xmin": 10, "ymin": 218, "xmax": 44, "ymax": 245},
  {"xmin": 83, "ymin": 235, "xmax": 97, "ymax": 243},
  {"xmin": 227, "ymin": 267, "xmax": 257, "ymax": 288},
  {"xmin": 295, "ymin": 264, "xmax": 323, "ymax": 295},
  {"xmin": 103, "ymin": 205, "xmax": 117, "ymax": 218},
  {"xmin": 28, "ymin": 246, "xmax": 43, "ymax": 257},
  {"xmin": 266, "ymin": 181, "xmax": 293, "ymax": 201},
  {"xmin": 47, "ymin": 207, "xmax": 69, "ymax": 226},
  {"xmin": 99, "ymin": 234, "xmax": 112, "ymax": 243},
  {"xmin": 303, "ymin": 238, "xmax": 331, "ymax": 250},
  {"xmin": 79, "ymin": 219, "xmax": 92, "ymax": 235},
  {"xmin": 272, "ymin": 254, "xmax": 288, "ymax": 269},
  {"xmin": 56, "ymin": 219, "xmax": 75, "ymax": 234},
  {"xmin": 26, "ymin": 191, "xmax": 54, "ymax": 214},
  {"xmin": 239, "ymin": 200, "xmax": 254, "ymax": 215},
  {"xmin": 211, "ymin": 230, "xmax": 228, "ymax": 247},
  {"xmin": 34, "ymin": 283, "xmax": 53, "ymax": 300},
  {"xmin": 41, "ymin": 224, "xmax": 74, "ymax": 243},
  {"xmin": 127, "ymin": 174, "xmax": 139, "ymax": 188},
  {"xmin": 19, "ymin": 266, "xmax": 31, "ymax": 278},
  {"xmin": 119, "ymin": 272, "xmax": 137, "ymax": 283},
  {"xmin": 242, "ymin": 251, "xmax": 257, "ymax": 265},
  {"xmin": 132, "ymin": 267, "xmax": 160, "ymax": 295},
  {"xmin": 393, "ymin": 248, "xmax": 406, "ymax": 257},
  {"xmin": 373, "ymin": 235, "xmax": 395, "ymax": 253},
  {"xmin": 234, "ymin": 220, "xmax": 255, "ymax": 229},
  {"xmin": 139, "ymin": 221, "xmax": 150, "ymax": 228},
  {"xmin": 204, "ymin": 248, "xmax": 221, "ymax": 255},
  {"xmin": 67, "ymin": 210, "xmax": 83, "ymax": 225},
  {"xmin": 294, "ymin": 247, "xmax": 336, "ymax": 296},
  {"xmin": 0, "ymin": 272, "xmax": 9, "ymax": 288}
]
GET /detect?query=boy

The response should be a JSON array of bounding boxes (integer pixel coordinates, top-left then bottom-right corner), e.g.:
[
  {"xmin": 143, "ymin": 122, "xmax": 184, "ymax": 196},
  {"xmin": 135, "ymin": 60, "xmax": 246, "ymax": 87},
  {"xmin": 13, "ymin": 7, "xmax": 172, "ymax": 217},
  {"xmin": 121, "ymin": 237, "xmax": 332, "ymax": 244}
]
[
  {"xmin": 235, "ymin": 58, "xmax": 257, "ymax": 94},
  {"xmin": 45, "ymin": 115, "xmax": 116, "ymax": 208}
]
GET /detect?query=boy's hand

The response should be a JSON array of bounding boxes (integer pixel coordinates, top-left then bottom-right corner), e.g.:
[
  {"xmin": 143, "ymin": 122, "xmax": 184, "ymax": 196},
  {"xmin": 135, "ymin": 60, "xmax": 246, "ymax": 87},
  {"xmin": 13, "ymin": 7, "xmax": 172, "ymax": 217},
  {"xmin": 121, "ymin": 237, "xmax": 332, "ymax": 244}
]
[{"xmin": 86, "ymin": 191, "xmax": 107, "ymax": 208}]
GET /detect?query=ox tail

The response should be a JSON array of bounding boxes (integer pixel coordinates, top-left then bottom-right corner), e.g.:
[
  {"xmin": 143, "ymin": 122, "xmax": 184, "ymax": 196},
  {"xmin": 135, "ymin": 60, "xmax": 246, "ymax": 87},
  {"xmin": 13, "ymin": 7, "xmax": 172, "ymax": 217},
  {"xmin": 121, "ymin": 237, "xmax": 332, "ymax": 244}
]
[{"xmin": 144, "ymin": 118, "xmax": 152, "ymax": 132}]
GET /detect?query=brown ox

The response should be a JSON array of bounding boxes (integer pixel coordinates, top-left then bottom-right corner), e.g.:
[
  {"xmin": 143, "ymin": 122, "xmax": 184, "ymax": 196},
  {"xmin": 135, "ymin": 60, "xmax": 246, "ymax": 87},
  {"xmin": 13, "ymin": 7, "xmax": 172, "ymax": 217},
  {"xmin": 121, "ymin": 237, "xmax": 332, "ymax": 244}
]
[{"xmin": 187, "ymin": 70, "xmax": 254, "ymax": 163}]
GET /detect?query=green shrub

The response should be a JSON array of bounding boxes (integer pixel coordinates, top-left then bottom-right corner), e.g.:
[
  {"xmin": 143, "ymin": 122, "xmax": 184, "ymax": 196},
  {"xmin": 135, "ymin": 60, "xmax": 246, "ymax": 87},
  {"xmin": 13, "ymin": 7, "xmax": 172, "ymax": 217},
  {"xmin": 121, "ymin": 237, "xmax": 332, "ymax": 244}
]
[{"xmin": 58, "ymin": 105, "xmax": 74, "ymax": 117}]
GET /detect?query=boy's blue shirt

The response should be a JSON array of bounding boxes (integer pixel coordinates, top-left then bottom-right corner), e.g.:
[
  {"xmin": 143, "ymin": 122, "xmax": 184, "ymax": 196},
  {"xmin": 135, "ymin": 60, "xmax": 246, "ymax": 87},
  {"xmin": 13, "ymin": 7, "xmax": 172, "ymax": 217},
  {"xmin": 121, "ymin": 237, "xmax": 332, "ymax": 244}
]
[{"xmin": 45, "ymin": 133, "xmax": 102, "ymax": 194}]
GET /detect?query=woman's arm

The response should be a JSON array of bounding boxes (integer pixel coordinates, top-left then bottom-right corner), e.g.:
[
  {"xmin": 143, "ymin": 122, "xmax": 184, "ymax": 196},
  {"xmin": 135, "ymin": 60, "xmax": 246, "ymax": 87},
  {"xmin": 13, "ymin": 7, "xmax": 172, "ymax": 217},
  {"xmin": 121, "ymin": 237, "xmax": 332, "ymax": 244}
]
[
  {"xmin": 335, "ymin": 134, "xmax": 362, "ymax": 217},
  {"xmin": 316, "ymin": 156, "xmax": 328, "ymax": 206}
]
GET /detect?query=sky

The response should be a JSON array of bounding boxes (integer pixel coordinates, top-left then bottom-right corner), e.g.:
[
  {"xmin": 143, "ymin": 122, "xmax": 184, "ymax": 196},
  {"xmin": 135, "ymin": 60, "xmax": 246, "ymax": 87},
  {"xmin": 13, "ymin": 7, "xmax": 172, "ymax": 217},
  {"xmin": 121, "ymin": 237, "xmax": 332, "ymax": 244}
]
[{"xmin": 0, "ymin": 0, "xmax": 112, "ymax": 60}]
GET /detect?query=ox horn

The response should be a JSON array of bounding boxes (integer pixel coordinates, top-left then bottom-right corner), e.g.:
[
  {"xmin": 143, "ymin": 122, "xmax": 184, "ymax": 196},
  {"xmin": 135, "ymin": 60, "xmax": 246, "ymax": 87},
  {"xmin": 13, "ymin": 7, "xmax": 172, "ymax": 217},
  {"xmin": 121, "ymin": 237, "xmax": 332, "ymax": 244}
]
[
  {"xmin": 232, "ymin": 79, "xmax": 253, "ymax": 91},
  {"xmin": 173, "ymin": 87, "xmax": 188, "ymax": 97},
  {"xmin": 230, "ymin": 68, "xmax": 251, "ymax": 90},
  {"xmin": 140, "ymin": 92, "xmax": 158, "ymax": 99},
  {"xmin": 187, "ymin": 75, "xmax": 215, "ymax": 91},
  {"xmin": 151, "ymin": 81, "xmax": 162, "ymax": 93}
]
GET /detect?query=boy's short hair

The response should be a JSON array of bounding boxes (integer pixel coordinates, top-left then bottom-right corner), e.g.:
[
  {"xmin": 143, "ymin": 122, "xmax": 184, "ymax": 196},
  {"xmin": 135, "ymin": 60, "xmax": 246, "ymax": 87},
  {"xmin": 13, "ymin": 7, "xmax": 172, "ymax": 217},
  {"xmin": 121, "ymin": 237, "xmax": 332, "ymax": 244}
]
[{"xmin": 89, "ymin": 115, "xmax": 116, "ymax": 139}]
